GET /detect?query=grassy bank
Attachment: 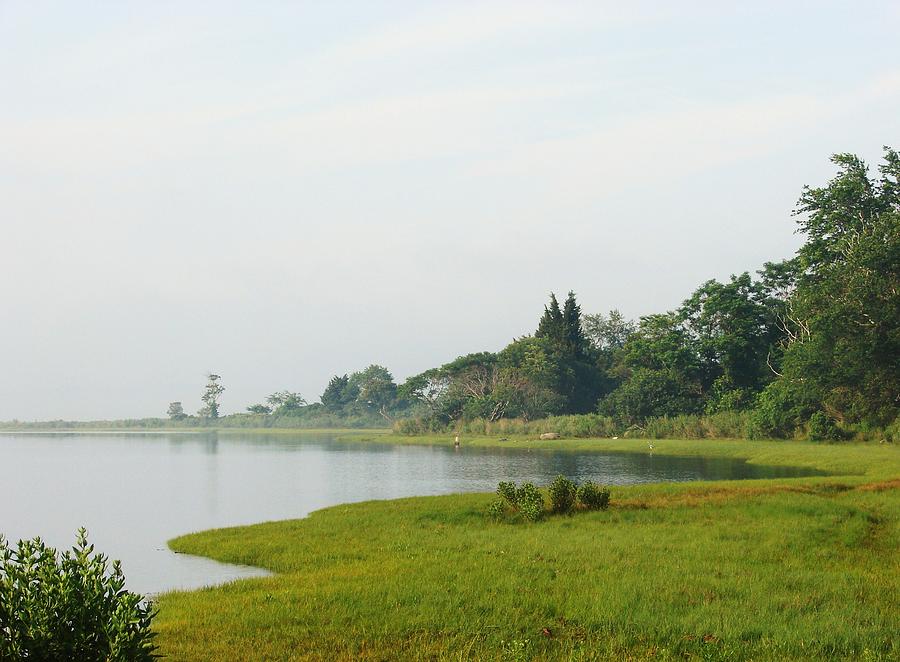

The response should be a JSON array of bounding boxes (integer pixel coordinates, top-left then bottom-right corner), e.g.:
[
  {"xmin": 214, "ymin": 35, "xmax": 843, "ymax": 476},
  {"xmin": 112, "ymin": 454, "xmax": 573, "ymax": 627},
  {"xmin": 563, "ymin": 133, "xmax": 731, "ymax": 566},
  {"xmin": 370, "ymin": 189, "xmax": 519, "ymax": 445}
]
[
  {"xmin": 393, "ymin": 412, "xmax": 900, "ymax": 442},
  {"xmin": 153, "ymin": 438, "xmax": 899, "ymax": 660}
]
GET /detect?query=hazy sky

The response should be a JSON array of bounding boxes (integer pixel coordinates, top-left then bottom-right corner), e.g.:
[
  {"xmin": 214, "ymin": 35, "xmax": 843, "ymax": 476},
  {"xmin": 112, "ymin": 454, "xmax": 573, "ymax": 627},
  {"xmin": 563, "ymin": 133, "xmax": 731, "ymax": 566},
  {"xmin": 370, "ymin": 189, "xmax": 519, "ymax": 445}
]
[{"xmin": 2, "ymin": 1, "xmax": 898, "ymax": 420}]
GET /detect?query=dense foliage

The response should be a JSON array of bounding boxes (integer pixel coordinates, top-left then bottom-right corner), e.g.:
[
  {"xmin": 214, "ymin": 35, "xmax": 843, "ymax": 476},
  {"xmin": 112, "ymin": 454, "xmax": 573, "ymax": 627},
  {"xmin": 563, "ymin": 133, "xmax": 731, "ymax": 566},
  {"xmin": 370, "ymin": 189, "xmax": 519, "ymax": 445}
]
[
  {"xmin": 395, "ymin": 148, "xmax": 899, "ymax": 439},
  {"xmin": 0, "ymin": 529, "xmax": 157, "ymax": 661}
]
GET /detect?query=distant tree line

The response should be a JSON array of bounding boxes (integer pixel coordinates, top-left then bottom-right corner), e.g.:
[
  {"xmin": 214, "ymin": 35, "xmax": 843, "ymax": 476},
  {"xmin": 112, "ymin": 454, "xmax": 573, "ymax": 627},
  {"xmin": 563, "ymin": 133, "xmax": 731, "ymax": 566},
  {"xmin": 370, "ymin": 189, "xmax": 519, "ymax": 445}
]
[
  {"xmin": 152, "ymin": 148, "xmax": 897, "ymax": 439},
  {"xmin": 396, "ymin": 148, "xmax": 899, "ymax": 439},
  {"xmin": 164, "ymin": 365, "xmax": 410, "ymax": 428}
]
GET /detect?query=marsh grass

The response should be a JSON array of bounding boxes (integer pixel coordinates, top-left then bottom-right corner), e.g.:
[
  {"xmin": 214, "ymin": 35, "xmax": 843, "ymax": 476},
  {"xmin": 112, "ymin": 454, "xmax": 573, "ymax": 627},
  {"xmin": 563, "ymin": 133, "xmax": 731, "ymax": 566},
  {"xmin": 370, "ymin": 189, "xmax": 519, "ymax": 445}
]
[
  {"xmin": 394, "ymin": 412, "xmax": 898, "ymax": 442},
  {"xmin": 153, "ymin": 439, "xmax": 899, "ymax": 661}
]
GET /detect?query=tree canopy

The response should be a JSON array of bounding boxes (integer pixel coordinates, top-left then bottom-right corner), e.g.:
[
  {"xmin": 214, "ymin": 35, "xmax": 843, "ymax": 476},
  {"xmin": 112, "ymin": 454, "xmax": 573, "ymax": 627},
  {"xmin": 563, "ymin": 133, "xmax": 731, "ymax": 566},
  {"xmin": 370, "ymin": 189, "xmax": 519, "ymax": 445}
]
[
  {"xmin": 396, "ymin": 147, "xmax": 899, "ymax": 438},
  {"xmin": 170, "ymin": 148, "xmax": 898, "ymax": 440}
]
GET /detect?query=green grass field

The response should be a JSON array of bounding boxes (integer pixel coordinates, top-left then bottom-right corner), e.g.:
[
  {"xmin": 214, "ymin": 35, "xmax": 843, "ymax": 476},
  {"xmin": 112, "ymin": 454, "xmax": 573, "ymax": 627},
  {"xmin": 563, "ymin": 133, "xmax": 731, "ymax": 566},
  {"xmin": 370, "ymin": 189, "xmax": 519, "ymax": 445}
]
[{"xmin": 154, "ymin": 438, "xmax": 900, "ymax": 661}]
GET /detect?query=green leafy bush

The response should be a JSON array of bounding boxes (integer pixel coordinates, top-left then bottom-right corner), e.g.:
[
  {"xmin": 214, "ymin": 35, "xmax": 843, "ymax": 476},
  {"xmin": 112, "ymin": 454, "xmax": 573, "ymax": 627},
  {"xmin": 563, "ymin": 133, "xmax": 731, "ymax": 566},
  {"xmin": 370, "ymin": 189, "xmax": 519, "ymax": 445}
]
[
  {"xmin": 515, "ymin": 483, "xmax": 545, "ymax": 522},
  {"xmin": 577, "ymin": 481, "xmax": 611, "ymax": 510},
  {"xmin": 490, "ymin": 478, "xmax": 611, "ymax": 522},
  {"xmin": 487, "ymin": 500, "xmax": 505, "ymax": 520},
  {"xmin": 492, "ymin": 481, "xmax": 545, "ymax": 521},
  {"xmin": 0, "ymin": 529, "xmax": 157, "ymax": 661},
  {"xmin": 807, "ymin": 411, "xmax": 845, "ymax": 441},
  {"xmin": 548, "ymin": 475, "xmax": 577, "ymax": 514},
  {"xmin": 496, "ymin": 481, "xmax": 518, "ymax": 506}
]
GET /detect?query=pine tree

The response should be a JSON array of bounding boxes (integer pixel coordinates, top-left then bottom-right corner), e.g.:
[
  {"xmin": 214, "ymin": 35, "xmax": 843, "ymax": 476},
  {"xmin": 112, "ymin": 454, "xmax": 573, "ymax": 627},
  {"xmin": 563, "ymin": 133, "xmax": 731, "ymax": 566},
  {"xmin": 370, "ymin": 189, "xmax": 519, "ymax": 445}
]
[
  {"xmin": 536, "ymin": 293, "xmax": 564, "ymax": 342},
  {"xmin": 562, "ymin": 291, "xmax": 587, "ymax": 357},
  {"xmin": 319, "ymin": 375, "xmax": 350, "ymax": 412}
]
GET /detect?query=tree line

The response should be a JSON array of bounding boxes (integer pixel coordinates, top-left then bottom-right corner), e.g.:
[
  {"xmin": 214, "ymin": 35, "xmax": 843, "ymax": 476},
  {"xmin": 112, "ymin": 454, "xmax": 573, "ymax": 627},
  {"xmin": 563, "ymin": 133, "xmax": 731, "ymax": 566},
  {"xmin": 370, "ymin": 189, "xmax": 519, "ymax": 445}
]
[{"xmin": 168, "ymin": 148, "xmax": 898, "ymax": 439}]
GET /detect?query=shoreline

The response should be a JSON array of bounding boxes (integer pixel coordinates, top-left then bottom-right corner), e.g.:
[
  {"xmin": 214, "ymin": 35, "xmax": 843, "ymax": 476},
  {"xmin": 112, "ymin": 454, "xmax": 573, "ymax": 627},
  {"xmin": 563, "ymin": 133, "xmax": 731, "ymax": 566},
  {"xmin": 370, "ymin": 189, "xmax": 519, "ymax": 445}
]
[{"xmin": 153, "ymin": 436, "xmax": 900, "ymax": 660}]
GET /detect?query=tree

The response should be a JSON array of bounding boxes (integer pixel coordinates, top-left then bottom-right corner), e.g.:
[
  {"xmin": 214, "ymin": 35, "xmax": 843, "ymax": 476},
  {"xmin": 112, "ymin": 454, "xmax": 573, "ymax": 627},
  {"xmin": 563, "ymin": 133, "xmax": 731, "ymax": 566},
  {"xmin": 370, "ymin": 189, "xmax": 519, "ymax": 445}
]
[
  {"xmin": 562, "ymin": 291, "xmax": 589, "ymax": 357},
  {"xmin": 767, "ymin": 148, "xmax": 900, "ymax": 429},
  {"xmin": 246, "ymin": 403, "xmax": 272, "ymax": 415},
  {"xmin": 598, "ymin": 313, "xmax": 703, "ymax": 421},
  {"xmin": 535, "ymin": 293, "xmax": 565, "ymax": 344},
  {"xmin": 532, "ymin": 292, "xmax": 603, "ymax": 413},
  {"xmin": 598, "ymin": 367, "xmax": 701, "ymax": 424},
  {"xmin": 266, "ymin": 391, "xmax": 307, "ymax": 416},
  {"xmin": 320, "ymin": 374, "xmax": 358, "ymax": 413},
  {"xmin": 167, "ymin": 401, "xmax": 186, "ymax": 420},
  {"xmin": 678, "ymin": 273, "xmax": 779, "ymax": 411},
  {"xmin": 199, "ymin": 374, "xmax": 224, "ymax": 419},
  {"xmin": 583, "ymin": 309, "xmax": 635, "ymax": 351},
  {"xmin": 349, "ymin": 365, "xmax": 398, "ymax": 420},
  {"xmin": 399, "ymin": 371, "xmax": 453, "ymax": 419}
]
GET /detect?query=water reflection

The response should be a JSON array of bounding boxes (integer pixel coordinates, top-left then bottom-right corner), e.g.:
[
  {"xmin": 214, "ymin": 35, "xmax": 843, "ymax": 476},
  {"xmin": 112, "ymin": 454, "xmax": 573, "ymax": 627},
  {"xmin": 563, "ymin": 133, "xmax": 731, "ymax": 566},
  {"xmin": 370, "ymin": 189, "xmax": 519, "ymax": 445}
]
[{"xmin": 0, "ymin": 432, "xmax": 821, "ymax": 594}]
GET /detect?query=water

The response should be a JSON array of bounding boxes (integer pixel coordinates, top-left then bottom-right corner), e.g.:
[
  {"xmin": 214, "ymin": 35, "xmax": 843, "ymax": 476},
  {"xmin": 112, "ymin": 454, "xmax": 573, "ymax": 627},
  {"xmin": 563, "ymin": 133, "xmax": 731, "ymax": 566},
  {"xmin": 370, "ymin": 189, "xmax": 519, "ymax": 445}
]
[{"xmin": 0, "ymin": 432, "xmax": 821, "ymax": 594}]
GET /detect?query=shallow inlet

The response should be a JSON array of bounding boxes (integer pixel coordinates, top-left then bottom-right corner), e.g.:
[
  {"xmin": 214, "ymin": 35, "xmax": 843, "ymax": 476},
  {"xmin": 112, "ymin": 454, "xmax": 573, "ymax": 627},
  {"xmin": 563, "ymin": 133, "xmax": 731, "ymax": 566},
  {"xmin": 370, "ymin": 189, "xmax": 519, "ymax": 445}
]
[{"xmin": 0, "ymin": 431, "xmax": 824, "ymax": 594}]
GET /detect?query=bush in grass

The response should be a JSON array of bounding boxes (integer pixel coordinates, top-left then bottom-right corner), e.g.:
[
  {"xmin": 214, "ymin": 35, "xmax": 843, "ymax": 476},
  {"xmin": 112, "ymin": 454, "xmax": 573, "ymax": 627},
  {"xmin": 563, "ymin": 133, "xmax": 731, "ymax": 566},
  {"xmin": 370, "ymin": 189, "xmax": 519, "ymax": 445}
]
[
  {"xmin": 548, "ymin": 475, "xmax": 577, "ymax": 514},
  {"xmin": 514, "ymin": 483, "xmax": 545, "ymax": 522},
  {"xmin": 497, "ymin": 481, "xmax": 518, "ymax": 506},
  {"xmin": 493, "ymin": 481, "xmax": 545, "ymax": 521},
  {"xmin": 577, "ymin": 481, "xmax": 611, "ymax": 510},
  {"xmin": 0, "ymin": 528, "xmax": 157, "ymax": 661},
  {"xmin": 491, "ymin": 477, "xmax": 611, "ymax": 522},
  {"xmin": 487, "ymin": 500, "xmax": 505, "ymax": 520}
]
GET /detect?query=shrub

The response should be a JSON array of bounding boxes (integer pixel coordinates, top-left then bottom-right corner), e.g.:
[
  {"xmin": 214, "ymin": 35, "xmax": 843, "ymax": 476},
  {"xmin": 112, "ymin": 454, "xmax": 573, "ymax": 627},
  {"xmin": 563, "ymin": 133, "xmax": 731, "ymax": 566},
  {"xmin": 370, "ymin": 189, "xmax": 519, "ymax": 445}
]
[
  {"xmin": 885, "ymin": 417, "xmax": 900, "ymax": 443},
  {"xmin": 807, "ymin": 411, "xmax": 845, "ymax": 441},
  {"xmin": 497, "ymin": 481, "xmax": 518, "ymax": 506},
  {"xmin": 492, "ymin": 481, "xmax": 545, "ymax": 521},
  {"xmin": 548, "ymin": 475, "xmax": 577, "ymax": 514},
  {"xmin": 0, "ymin": 529, "xmax": 157, "ymax": 661},
  {"xmin": 515, "ymin": 483, "xmax": 545, "ymax": 522},
  {"xmin": 577, "ymin": 481, "xmax": 611, "ymax": 510},
  {"xmin": 487, "ymin": 500, "xmax": 505, "ymax": 520},
  {"xmin": 491, "ymin": 478, "xmax": 611, "ymax": 522}
]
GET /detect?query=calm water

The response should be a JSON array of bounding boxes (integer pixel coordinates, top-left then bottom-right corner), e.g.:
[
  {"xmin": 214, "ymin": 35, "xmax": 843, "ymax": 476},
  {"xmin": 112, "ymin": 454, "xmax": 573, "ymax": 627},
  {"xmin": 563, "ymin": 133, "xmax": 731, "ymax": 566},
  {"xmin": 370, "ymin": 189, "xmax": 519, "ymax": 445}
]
[{"xmin": 0, "ymin": 432, "xmax": 821, "ymax": 594}]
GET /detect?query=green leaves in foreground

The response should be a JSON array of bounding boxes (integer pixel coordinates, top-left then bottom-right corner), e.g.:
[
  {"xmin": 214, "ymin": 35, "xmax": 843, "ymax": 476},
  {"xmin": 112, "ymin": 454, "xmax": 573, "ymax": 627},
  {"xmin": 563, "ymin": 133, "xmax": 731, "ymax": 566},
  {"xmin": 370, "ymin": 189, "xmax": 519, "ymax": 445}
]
[
  {"xmin": 490, "ymin": 476, "xmax": 610, "ymax": 522},
  {"xmin": 0, "ymin": 528, "xmax": 158, "ymax": 661}
]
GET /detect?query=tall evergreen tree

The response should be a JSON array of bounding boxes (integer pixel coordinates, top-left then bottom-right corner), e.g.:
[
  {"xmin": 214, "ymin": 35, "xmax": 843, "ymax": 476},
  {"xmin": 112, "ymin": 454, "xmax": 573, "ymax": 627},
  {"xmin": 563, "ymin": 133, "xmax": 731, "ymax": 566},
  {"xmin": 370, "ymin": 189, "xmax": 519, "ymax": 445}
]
[
  {"xmin": 321, "ymin": 374, "xmax": 356, "ymax": 412},
  {"xmin": 562, "ymin": 290, "xmax": 588, "ymax": 357},
  {"xmin": 534, "ymin": 291, "xmax": 603, "ymax": 413},
  {"xmin": 536, "ymin": 293, "xmax": 564, "ymax": 342}
]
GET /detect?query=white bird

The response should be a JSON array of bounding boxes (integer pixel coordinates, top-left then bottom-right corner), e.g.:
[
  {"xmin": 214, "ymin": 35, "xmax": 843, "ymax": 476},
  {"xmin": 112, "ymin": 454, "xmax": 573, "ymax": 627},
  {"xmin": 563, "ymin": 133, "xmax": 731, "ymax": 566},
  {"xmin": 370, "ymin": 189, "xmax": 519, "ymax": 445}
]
[{"xmin": 647, "ymin": 441, "xmax": 654, "ymax": 451}]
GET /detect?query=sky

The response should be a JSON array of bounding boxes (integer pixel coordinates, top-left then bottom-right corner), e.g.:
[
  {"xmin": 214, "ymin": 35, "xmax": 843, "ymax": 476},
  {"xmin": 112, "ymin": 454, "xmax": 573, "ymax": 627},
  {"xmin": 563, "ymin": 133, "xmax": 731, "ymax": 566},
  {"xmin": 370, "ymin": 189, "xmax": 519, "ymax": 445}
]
[{"xmin": 1, "ymin": 1, "xmax": 898, "ymax": 420}]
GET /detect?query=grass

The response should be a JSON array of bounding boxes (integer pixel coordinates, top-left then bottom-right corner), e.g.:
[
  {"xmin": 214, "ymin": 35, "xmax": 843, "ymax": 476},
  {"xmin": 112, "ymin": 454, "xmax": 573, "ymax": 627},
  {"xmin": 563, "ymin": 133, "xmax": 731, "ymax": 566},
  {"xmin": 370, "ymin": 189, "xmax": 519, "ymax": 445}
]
[{"xmin": 153, "ymin": 438, "xmax": 900, "ymax": 661}]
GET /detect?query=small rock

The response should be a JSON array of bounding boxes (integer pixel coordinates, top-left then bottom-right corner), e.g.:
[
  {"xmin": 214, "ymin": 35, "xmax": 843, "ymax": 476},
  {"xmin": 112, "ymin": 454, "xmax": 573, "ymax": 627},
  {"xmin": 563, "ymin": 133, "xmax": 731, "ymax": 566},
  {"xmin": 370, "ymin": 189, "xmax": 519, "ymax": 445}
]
[{"xmin": 539, "ymin": 432, "xmax": 559, "ymax": 440}]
